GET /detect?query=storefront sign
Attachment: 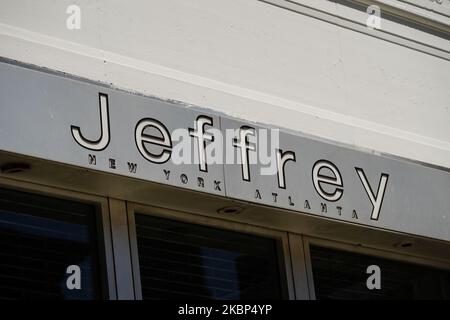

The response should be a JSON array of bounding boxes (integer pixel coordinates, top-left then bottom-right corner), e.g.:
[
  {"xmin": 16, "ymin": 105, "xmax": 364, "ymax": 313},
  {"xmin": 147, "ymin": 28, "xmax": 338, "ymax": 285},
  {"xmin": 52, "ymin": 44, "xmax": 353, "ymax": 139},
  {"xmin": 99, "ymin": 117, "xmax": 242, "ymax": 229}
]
[{"xmin": 1, "ymin": 61, "xmax": 449, "ymax": 241}]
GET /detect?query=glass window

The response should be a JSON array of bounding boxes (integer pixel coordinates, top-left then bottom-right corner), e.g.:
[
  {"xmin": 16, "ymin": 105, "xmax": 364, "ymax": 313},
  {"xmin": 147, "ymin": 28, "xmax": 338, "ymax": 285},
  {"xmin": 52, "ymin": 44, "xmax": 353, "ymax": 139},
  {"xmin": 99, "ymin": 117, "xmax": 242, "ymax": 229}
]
[
  {"xmin": 135, "ymin": 214, "xmax": 286, "ymax": 300},
  {"xmin": 0, "ymin": 188, "xmax": 103, "ymax": 299},
  {"xmin": 310, "ymin": 245, "xmax": 450, "ymax": 300}
]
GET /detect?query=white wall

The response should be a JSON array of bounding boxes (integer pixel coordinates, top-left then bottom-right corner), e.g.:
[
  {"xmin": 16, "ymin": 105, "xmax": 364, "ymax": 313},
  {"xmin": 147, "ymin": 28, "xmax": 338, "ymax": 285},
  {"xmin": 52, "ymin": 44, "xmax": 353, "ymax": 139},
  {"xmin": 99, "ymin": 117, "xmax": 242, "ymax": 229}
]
[{"xmin": 0, "ymin": 0, "xmax": 449, "ymax": 168}]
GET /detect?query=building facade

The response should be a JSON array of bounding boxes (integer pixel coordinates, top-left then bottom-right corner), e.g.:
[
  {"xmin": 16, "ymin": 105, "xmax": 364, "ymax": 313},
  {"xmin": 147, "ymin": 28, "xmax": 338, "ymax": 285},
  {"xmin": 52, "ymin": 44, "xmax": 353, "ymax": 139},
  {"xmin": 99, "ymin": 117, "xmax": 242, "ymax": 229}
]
[{"xmin": 0, "ymin": 0, "xmax": 449, "ymax": 299}]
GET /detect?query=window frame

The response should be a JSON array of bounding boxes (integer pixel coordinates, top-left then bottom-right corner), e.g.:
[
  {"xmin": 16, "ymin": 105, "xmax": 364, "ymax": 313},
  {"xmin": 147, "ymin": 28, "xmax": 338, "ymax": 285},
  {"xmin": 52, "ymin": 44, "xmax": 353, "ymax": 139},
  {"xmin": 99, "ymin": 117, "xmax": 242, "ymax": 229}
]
[
  {"xmin": 2, "ymin": 175, "xmax": 449, "ymax": 300},
  {"xmin": 298, "ymin": 235, "xmax": 450, "ymax": 300},
  {"xmin": 0, "ymin": 176, "xmax": 117, "ymax": 299},
  {"xmin": 126, "ymin": 201, "xmax": 296, "ymax": 300}
]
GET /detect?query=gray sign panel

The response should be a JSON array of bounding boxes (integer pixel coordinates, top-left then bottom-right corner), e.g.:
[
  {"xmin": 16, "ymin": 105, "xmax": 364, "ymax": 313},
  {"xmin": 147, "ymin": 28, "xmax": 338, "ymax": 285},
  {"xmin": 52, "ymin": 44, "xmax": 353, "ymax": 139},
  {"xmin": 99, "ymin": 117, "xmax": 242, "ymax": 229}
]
[
  {"xmin": 0, "ymin": 62, "xmax": 225, "ymax": 196},
  {"xmin": 1, "ymin": 61, "xmax": 449, "ymax": 241},
  {"xmin": 222, "ymin": 118, "xmax": 450, "ymax": 241}
]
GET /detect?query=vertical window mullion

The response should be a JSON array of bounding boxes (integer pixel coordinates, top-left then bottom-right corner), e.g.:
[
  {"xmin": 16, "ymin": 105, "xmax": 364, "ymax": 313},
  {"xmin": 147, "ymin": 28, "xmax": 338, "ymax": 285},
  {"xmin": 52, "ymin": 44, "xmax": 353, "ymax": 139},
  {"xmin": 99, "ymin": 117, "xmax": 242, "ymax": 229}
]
[
  {"xmin": 126, "ymin": 202, "xmax": 143, "ymax": 300},
  {"xmin": 108, "ymin": 198, "xmax": 135, "ymax": 300},
  {"xmin": 288, "ymin": 234, "xmax": 313, "ymax": 300}
]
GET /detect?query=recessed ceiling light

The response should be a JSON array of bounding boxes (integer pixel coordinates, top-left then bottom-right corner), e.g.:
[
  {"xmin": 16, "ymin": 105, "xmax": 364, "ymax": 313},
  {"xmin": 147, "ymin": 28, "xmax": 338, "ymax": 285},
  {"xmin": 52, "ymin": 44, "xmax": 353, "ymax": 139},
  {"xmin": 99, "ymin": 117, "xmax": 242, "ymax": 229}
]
[
  {"xmin": 394, "ymin": 241, "xmax": 413, "ymax": 248},
  {"xmin": 1, "ymin": 163, "xmax": 31, "ymax": 174},
  {"xmin": 217, "ymin": 206, "xmax": 243, "ymax": 214}
]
